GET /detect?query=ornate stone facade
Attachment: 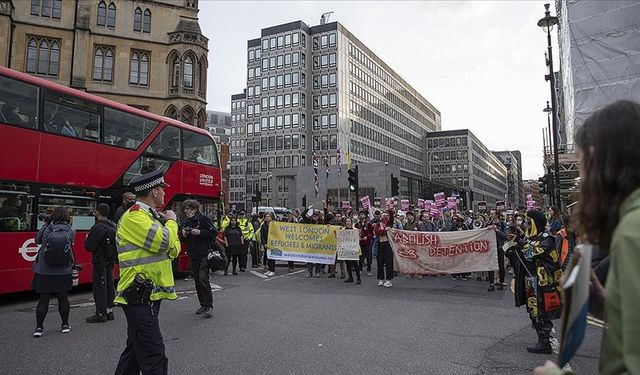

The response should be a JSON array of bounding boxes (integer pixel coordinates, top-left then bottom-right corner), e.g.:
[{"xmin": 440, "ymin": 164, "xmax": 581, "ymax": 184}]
[{"xmin": 0, "ymin": 0, "xmax": 209, "ymax": 127}]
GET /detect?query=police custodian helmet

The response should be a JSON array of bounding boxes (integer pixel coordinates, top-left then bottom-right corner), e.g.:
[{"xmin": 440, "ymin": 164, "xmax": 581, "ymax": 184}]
[{"xmin": 128, "ymin": 170, "xmax": 169, "ymax": 192}]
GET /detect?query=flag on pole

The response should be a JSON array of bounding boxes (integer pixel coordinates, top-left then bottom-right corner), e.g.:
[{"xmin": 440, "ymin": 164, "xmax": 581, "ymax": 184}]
[
  {"xmin": 336, "ymin": 147, "xmax": 342, "ymax": 175},
  {"xmin": 313, "ymin": 149, "xmax": 319, "ymax": 196},
  {"xmin": 324, "ymin": 151, "xmax": 330, "ymax": 178}
]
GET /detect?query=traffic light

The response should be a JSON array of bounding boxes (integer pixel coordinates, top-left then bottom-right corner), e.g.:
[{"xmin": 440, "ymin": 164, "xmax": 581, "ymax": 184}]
[
  {"xmin": 255, "ymin": 190, "xmax": 262, "ymax": 203},
  {"xmin": 348, "ymin": 167, "xmax": 358, "ymax": 192},
  {"xmin": 391, "ymin": 174, "xmax": 399, "ymax": 196},
  {"xmin": 302, "ymin": 194, "xmax": 307, "ymax": 207},
  {"xmin": 538, "ymin": 174, "xmax": 550, "ymax": 194}
]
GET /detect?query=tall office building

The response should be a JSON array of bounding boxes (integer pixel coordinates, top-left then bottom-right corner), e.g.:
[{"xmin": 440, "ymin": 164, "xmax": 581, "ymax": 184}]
[
  {"xmin": 0, "ymin": 0, "xmax": 209, "ymax": 125},
  {"xmin": 229, "ymin": 20, "xmax": 441, "ymax": 210},
  {"xmin": 205, "ymin": 110, "xmax": 231, "ymax": 145},
  {"xmin": 424, "ymin": 129, "xmax": 508, "ymax": 211},
  {"xmin": 492, "ymin": 150, "xmax": 524, "ymax": 208}
]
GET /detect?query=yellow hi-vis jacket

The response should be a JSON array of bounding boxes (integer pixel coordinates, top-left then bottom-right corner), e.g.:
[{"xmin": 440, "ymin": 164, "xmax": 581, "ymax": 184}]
[
  {"xmin": 220, "ymin": 216, "xmax": 230, "ymax": 232},
  {"xmin": 238, "ymin": 217, "xmax": 254, "ymax": 241},
  {"xmin": 114, "ymin": 204, "xmax": 181, "ymax": 305}
]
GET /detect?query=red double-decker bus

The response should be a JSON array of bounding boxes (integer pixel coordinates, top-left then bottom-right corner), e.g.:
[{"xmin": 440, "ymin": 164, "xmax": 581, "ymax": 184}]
[{"xmin": 0, "ymin": 66, "xmax": 222, "ymax": 295}]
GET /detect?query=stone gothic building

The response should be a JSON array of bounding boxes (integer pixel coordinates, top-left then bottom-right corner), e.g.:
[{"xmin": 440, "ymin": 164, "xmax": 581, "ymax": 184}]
[{"xmin": 0, "ymin": 0, "xmax": 208, "ymax": 127}]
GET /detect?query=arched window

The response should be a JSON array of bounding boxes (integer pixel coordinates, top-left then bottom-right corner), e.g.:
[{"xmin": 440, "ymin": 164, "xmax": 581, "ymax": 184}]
[
  {"xmin": 165, "ymin": 106, "xmax": 177, "ymax": 119},
  {"xmin": 133, "ymin": 7, "xmax": 142, "ymax": 31},
  {"xmin": 197, "ymin": 108, "xmax": 206, "ymax": 128},
  {"xmin": 93, "ymin": 46, "xmax": 114, "ymax": 82},
  {"xmin": 198, "ymin": 56, "xmax": 207, "ymax": 97},
  {"xmin": 97, "ymin": 1, "xmax": 106, "ymax": 26},
  {"xmin": 180, "ymin": 106, "xmax": 195, "ymax": 125},
  {"xmin": 107, "ymin": 3, "xmax": 116, "ymax": 28},
  {"xmin": 143, "ymin": 9, "xmax": 151, "ymax": 33},
  {"xmin": 130, "ymin": 51, "xmax": 149, "ymax": 86},
  {"xmin": 25, "ymin": 37, "xmax": 59, "ymax": 76},
  {"xmin": 183, "ymin": 56, "xmax": 193, "ymax": 88},
  {"xmin": 170, "ymin": 55, "xmax": 180, "ymax": 88}
]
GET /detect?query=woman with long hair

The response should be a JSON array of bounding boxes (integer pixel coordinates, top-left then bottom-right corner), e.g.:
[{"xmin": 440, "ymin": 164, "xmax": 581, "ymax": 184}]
[
  {"xmin": 32, "ymin": 206, "xmax": 75, "ymax": 337},
  {"xmin": 534, "ymin": 100, "xmax": 640, "ymax": 374}
]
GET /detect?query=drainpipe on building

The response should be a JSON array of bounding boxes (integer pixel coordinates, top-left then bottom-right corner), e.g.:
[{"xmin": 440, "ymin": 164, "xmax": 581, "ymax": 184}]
[{"xmin": 69, "ymin": 0, "xmax": 79, "ymax": 86}]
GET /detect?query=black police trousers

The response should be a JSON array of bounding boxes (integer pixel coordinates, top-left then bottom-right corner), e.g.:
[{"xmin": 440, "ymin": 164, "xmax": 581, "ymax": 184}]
[{"xmin": 114, "ymin": 301, "xmax": 168, "ymax": 375}]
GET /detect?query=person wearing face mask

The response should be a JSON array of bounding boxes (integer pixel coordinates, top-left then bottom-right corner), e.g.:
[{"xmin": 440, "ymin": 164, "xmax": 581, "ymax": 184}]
[
  {"xmin": 506, "ymin": 210, "xmax": 561, "ymax": 355},
  {"xmin": 179, "ymin": 199, "xmax": 216, "ymax": 317},
  {"xmin": 223, "ymin": 217, "xmax": 245, "ymax": 276},
  {"xmin": 373, "ymin": 210, "xmax": 394, "ymax": 287},
  {"xmin": 114, "ymin": 192, "xmax": 136, "ymax": 224}
]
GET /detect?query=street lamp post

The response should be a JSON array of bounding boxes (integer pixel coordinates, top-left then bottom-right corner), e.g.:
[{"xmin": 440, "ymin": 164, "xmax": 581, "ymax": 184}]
[
  {"xmin": 538, "ymin": 3, "xmax": 561, "ymax": 208},
  {"xmin": 427, "ymin": 144, "xmax": 445, "ymax": 197}
]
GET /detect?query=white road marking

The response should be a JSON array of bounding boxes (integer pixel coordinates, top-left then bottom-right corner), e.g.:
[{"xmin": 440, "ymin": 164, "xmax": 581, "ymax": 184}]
[
  {"xmin": 250, "ymin": 270, "xmax": 269, "ymax": 279},
  {"xmin": 263, "ymin": 269, "xmax": 306, "ymax": 281}
]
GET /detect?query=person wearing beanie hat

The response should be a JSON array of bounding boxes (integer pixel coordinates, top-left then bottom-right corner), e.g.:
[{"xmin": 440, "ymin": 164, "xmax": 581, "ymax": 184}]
[{"xmin": 506, "ymin": 209, "xmax": 562, "ymax": 355}]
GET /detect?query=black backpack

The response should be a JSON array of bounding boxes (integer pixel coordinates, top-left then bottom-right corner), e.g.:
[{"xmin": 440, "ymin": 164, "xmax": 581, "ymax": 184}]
[
  {"xmin": 43, "ymin": 224, "xmax": 73, "ymax": 266},
  {"xmin": 103, "ymin": 221, "xmax": 118, "ymax": 263}
]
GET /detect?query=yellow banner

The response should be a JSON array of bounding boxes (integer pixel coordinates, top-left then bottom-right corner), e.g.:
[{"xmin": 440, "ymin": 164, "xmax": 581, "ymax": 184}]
[{"xmin": 267, "ymin": 222, "xmax": 341, "ymax": 264}]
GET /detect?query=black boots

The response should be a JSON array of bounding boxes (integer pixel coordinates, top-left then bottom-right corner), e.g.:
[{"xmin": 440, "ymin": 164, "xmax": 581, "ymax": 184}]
[{"xmin": 527, "ymin": 340, "xmax": 552, "ymax": 354}]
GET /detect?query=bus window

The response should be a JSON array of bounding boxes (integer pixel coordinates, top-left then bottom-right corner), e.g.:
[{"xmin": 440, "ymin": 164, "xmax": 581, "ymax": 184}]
[
  {"xmin": 123, "ymin": 156, "xmax": 172, "ymax": 186},
  {"xmin": 104, "ymin": 107, "xmax": 158, "ymax": 149},
  {"xmin": 43, "ymin": 90, "xmax": 101, "ymax": 141},
  {"xmin": 146, "ymin": 126, "xmax": 181, "ymax": 158},
  {"xmin": 0, "ymin": 184, "xmax": 33, "ymax": 231},
  {"xmin": 38, "ymin": 192, "xmax": 96, "ymax": 230},
  {"xmin": 182, "ymin": 130, "xmax": 219, "ymax": 166},
  {"xmin": 0, "ymin": 75, "xmax": 38, "ymax": 129}
]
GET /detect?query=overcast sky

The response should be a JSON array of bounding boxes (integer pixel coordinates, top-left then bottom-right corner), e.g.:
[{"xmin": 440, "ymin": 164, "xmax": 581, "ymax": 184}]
[{"xmin": 199, "ymin": 0, "xmax": 558, "ymax": 180}]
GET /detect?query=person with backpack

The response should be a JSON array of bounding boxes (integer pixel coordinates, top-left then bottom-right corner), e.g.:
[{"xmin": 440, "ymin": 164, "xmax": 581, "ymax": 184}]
[
  {"xmin": 84, "ymin": 203, "xmax": 117, "ymax": 323},
  {"xmin": 32, "ymin": 206, "xmax": 76, "ymax": 337}
]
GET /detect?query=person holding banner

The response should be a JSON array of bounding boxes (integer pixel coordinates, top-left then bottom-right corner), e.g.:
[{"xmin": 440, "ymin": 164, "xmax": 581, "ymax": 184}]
[
  {"xmin": 373, "ymin": 210, "xmax": 394, "ymax": 288},
  {"xmin": 342, "ymin": 218, "xmax": 362, "ymax": 285},
  {"xmin": 486, "ymin": 210, "xmax": 508, "ymax": 292},
  {"xmin": 507, "ymin": 210, "xmax": 561, "ymax": 355},
  {"xmin": 302, "ymin": 208, "xmax": 323, "ymax": 278},
  {"xmin": 534, "ymin": 101, "xmax": 640, "ymax": 374}
]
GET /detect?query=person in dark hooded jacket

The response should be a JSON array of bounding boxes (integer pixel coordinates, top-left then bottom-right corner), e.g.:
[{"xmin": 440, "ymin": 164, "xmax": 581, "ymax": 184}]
[
  {"xmin": 84, "ymin": 203, "xmax": 117, "ymax": 323},
  {"xmin": 506, "ymin": 209, "xmax": 561, "ymax": 355},
  {"xmin": 179, "ymin": 199, "xmax": 216, "ymax": 317}
]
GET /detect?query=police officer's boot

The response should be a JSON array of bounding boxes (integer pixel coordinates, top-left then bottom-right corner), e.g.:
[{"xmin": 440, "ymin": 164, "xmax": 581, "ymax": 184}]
[{"xmin": 526, "ymin": 332, "xmax": 552, "ymax": 354}]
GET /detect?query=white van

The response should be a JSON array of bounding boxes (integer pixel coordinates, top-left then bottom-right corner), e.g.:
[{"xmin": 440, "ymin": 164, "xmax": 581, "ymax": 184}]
[{"xmin": 251, "ymin": 206, "xmax": 290, "ymax": 221}]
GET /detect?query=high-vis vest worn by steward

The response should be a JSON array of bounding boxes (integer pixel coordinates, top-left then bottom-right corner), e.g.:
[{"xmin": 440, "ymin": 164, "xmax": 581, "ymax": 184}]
[
  {"xmin": 114, "ymin": 204, "xmax": 181, "ymax": 304},
  {"xmin": 238, "ymin": 217, "xmax": 254, "ymax": 241}
]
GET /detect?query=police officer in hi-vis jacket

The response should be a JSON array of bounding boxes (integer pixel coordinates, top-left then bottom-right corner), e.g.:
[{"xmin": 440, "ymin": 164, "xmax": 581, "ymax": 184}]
[{"xmin": 114, "ymin": 170, "xmax": 181, "ymax": 375}]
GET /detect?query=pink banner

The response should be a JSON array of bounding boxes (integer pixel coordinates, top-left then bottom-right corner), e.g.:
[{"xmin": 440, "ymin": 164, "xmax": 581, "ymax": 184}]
[
  {"xmin": 360, "ymin": 195, "xmax": 371, "ymax": 211},
  {"xmin": 385, "ymin": 198, "xmax": 395, "ymax": 210},
  {"xmin": 400, "ymin": 199, "xmax": 410, "ymax": 211},
  {"xmin": 342, "ymin": 201, "xmax": 351, "ymax": 209},
  {"xmin": 388, "ymin": 228, "xmax": 498, "ymax": 274},
  {"xmin": 434, "ymin": 192, "xmax": 446, "ymax": 208}
]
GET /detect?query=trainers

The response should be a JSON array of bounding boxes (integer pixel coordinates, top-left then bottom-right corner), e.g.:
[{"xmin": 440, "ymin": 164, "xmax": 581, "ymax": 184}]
[
  {"xmin": 106, "ymin": 311, "xmax": 115, "ymax": 321},
  {"xmin": 367, "ymin": 271, "xmax": 372, "ymax": 276},
  {"xmin": 61, "ymin": 324, "xmax": 71, "ymax": 334},
  {"xmin": 383, "ymin": 280, "xmax": 392, "ymax": 288},
  {"xmin": 265, "ymin": 271, "xmax": 275, "ymax": 277},
  {"xmin": 417, "ymin": 275, "xmax": 423, "ymax": 279},
  {"xmin": 487, "ymin": 284, "xmax": 496, "ymax": 292},
  {"xmin": 344, "ymin": 278, "xmax": 354, "ymax": 283},
  {"xmin": 314, "ymin": 273, "xmax": 320, "ymax": 278},
  {"xmin": 305, "ymin": 272, "xmax": 312, "ymax": 278},
  {"xmin": 203, "ymin": 307, "xmax": 213, "ymax": 318},
  {"xmin": 195, "ymin": 306, "xmax": 206, "ymax": 315},
  {"xmin": 377, "ymin": 280, "xmax": 384, "ymax": 286},
  {"xmin": 86, "ymin": 314, "xmax": 108, "ymax": 323},
  {"xmin": 33, "ymin": 328, "xmax": 44, "ymax": 338},
  {"xmin": 328, "ymin": 273, "xmax": 336, "ymax": 278}
]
